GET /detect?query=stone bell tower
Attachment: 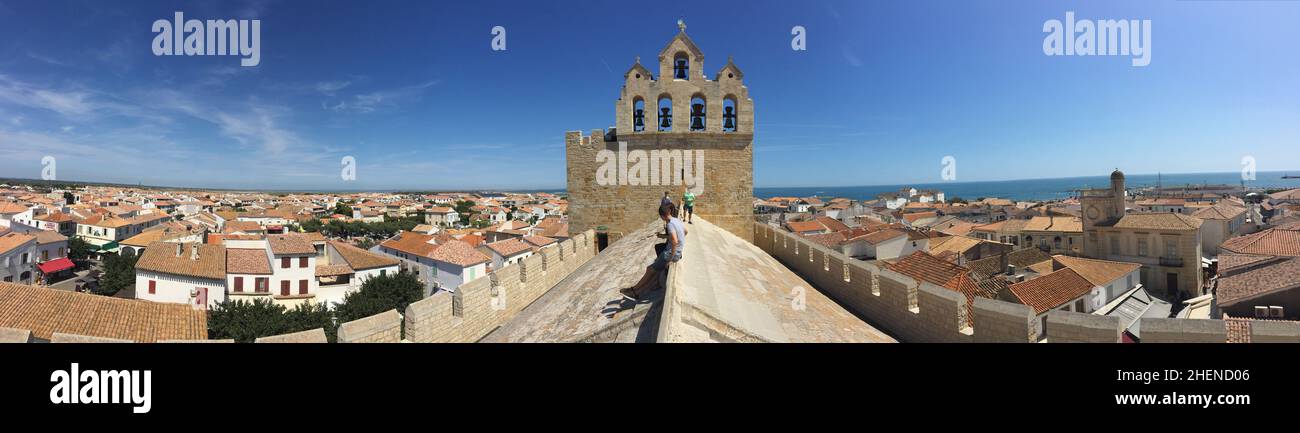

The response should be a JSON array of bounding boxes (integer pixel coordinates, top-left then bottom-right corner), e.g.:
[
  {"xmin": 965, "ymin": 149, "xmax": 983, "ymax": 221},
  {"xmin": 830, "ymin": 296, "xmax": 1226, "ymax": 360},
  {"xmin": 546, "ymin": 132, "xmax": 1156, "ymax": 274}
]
[{"xmin": 566, "ymin": 20, "xmax": 755, "ymax": 242}]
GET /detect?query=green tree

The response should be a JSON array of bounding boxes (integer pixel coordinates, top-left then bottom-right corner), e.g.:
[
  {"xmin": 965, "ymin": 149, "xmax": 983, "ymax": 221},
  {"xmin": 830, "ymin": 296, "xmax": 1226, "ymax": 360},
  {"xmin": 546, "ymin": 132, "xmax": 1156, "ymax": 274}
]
[
  {"xmin": 299, "ymin": 218, "xmax": 323, "ymax": 233},
  {"xmin": 207, "ymin": 298, "xmax": 338, "ymax": 343},
  {"xmin": 334, "ymin": 272, "xmax": 424, "ymax": 337},
  {"xmin": 97, "ymin": 253, "xmax": 138, "ymax": 296},
  {"xmin": 63, "ymin": 191, "xmax": 76, "ymax": 204},
  {"xmin": 334, "ymin": 202, "xmax": 353, "ymax": 216},
  {"xmin": 68, "ymin": 237, "xmax": 93, "ymax": 262}
]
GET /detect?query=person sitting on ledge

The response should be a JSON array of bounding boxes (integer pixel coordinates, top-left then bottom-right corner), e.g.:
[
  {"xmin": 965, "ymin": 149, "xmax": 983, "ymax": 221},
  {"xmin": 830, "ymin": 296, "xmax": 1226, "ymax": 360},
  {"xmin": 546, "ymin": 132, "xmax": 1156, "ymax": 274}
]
[{"xmin": 620, "ymin": 202, "xmax": 686, "ymax": 301}]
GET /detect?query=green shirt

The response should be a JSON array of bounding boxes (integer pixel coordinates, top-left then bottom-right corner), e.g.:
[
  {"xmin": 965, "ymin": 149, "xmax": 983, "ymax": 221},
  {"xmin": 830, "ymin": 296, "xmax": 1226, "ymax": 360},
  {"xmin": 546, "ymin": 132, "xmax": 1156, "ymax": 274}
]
[{"xmin": 683, "ymin": 191, "xmax": 696, "ymax": 206}]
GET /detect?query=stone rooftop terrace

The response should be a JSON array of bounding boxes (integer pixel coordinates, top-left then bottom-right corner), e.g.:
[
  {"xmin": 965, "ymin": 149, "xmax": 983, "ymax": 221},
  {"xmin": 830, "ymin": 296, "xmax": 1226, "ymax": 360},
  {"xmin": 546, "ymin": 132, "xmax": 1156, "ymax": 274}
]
[{"xmin": 486, "ymin": 217, "xmax": 894, "ymax": 343}]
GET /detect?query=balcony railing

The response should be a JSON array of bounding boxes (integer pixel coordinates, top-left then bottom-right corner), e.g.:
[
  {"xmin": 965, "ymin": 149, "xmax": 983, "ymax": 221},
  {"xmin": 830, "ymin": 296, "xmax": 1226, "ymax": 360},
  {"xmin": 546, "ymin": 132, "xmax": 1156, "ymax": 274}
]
[{"xmin": 1159, "ymin": 256, "xmax": 1184, "ymax": 267}]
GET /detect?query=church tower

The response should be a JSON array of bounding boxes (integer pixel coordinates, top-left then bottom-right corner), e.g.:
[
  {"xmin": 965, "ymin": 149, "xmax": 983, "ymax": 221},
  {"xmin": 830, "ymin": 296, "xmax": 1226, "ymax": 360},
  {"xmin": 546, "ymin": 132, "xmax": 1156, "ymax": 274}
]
[
  {"xmin": 1081, "ymin": 169, "xmax": 1126, "ymax": 256},
  {"xmin": 566, "ymin": 21, "xmax": 756, "ymax": 242}
]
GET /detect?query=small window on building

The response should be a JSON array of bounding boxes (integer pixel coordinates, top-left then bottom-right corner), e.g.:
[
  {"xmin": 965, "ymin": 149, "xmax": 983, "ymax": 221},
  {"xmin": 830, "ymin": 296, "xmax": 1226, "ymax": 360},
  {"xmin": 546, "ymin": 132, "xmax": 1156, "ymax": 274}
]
[
  {"xmin": 280, "ymin": 280, "xmax": 290, "ymax": 296},
  {"xmin": 281, "ymin": 257, "xmax": 290, "ymax": 268},
  {"xmin": 234, "ymin": 277, "xmax": 244, "ymax": 292},
  {"xmin": 299, "ymin": 257, "xmax": 308, "ymax": 268},
  {"xmin": 148, "ymin": 280, "xmax": 156, "ymax": 295},
  {"xmin": 299, "ymin": 279, "xmax": 308, "ymax": 295}
]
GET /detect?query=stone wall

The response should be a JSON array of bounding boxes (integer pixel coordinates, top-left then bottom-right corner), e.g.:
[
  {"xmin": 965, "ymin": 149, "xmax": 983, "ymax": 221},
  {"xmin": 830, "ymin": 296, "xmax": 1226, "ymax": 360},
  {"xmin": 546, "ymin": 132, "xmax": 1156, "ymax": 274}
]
[
  {"xmin": 401, "ymin": 230, "xmax": 597, "ymax": 342},
  {"xmin": 566, "ymin": 130, "xmax": 753, "ymax": 243},
  {"xmin": 752, "ymin": 223, "xmax": 1233, "ymax": 343}
]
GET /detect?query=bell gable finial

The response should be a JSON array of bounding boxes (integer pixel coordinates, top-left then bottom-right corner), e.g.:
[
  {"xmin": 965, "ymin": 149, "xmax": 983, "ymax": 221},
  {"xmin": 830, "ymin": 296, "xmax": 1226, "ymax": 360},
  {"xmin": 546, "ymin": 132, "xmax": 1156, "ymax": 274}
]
[{"xmin": 677, "ymin": 19, "xmax": 686, "ymax": 32}]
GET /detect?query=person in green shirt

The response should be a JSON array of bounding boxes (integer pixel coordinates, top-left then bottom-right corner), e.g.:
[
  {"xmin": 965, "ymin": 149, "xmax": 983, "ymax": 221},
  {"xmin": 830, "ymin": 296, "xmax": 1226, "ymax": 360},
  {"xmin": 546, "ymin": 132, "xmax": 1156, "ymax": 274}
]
[{"xmin": 682, "ymin": 190, "xmax": 696, "ymax": 224}]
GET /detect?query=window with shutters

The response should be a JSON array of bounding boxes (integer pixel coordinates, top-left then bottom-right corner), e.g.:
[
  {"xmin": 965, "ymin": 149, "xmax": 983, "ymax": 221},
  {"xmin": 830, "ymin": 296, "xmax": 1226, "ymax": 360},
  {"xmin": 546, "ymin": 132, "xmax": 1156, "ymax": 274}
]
[
  {"xmin": 299, "ymin": 279, "xmax": 308, "ymax": 295},
  {"xmin": 281, "ymin": 280, "xmax": 290, "ymax": 296},
  {"xmin": 234, "ymin": 277, "xmax": 244, "ymax": 292},
  {"xmin": 256, "ymin": 277, "xmax": 268, "ymax": 293},
  {"xmin": 148, "ymin": 280, "xmax": 156, "ymax": 294},
  {"xmin": 299, "ymin": 257, "xmax": 308, "ymax": 268},
  {"xmin": 281, "ymin": 257, "xmax": 291, "ymax": 268}
]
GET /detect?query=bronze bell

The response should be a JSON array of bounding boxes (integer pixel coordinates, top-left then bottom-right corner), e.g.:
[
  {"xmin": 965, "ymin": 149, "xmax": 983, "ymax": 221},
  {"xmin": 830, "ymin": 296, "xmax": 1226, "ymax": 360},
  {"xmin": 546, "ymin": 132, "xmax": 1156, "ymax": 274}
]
[
  {"xmin": 633, "ymin": 108, "xmax": 645, "ymax": 131},
  {"xmin": 674, "ymin": 59, "xmax": 688, "ymax": 79},
  {"xmin": 723, "ymin": 106, "xmax": 736, "ymax": 130},
  {"xmin": 690, "ymin": 103, "xmax": 705, "ymax": 130},
  {"xmin": 659, "ymin": 107, "xmax": 672, "ymax": 129}
]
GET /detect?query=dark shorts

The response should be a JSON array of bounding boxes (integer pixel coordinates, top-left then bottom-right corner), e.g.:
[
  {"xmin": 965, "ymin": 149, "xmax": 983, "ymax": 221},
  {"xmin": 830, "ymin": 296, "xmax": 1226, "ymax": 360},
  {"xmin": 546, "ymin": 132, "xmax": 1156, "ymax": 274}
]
[
  {"xmin": 651, "ymin": 242, "xmax": 680, "ymax": 271},
  {"xmin": 684, "ymin": 203, "xmax": 694, "ymax": 212}
]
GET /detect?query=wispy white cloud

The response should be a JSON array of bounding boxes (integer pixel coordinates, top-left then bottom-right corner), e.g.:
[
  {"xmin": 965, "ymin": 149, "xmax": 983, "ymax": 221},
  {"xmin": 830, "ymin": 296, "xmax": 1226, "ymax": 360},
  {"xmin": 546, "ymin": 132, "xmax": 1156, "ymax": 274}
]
[
  {"xmin": 315, "ymin": 80, "xmax": 351, "ymax": 96},
  {"xmin": 327, "ymin": 80, "xmax": 440, "ymax": 113}
]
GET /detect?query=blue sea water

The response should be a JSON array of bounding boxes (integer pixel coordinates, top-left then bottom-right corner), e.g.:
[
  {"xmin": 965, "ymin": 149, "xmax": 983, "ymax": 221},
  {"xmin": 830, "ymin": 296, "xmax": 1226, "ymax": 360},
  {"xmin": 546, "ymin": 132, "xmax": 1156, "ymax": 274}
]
[{"xmin": 754, "ymin": 171, "xmax": 1300, "ymax": 203}]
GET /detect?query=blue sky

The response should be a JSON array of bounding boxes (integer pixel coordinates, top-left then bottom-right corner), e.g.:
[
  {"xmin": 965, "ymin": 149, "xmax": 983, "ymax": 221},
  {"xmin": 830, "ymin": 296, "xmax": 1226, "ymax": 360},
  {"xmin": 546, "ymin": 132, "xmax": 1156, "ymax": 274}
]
[{"xmin": 0, "ymin": 0, "xmax": 1297, "ymax": 190}]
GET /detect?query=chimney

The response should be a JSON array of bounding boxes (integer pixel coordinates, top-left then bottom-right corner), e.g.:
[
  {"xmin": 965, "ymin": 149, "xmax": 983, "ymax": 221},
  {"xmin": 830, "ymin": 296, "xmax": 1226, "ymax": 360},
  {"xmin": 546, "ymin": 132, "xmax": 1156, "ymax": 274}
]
[
  {"xmin": 191, "ymin": 243, "xmax": 199, "ymax": 260},
  {"xmin": 175, "ymin": 243, "xmax": 183, "ymax": 257},
  {"xmin": 1007, "ymin": 264, "xmax": 1016, "ymax": 276},
  {"xmin": 1000, "ymin": 251, "xmax": 1009, "ymax": 275}
]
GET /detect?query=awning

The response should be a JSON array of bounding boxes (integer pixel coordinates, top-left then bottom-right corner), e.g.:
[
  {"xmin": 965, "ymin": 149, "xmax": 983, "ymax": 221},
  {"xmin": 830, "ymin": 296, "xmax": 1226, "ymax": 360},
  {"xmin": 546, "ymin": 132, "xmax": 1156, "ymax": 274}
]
[{"xmin": 38, "ymin": 257, "xmax": 74, "ymax": 274}]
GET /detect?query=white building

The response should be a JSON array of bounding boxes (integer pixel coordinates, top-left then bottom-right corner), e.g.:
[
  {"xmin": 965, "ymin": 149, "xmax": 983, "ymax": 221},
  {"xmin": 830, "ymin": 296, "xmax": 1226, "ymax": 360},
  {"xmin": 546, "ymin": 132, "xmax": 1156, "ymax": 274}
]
[
  {"xmin": 0, "ymin": 232, "xmax": 37, "ymax": 284},
  {"xmin": 135, "ymin": 243, "xmax": 228, "ymax": 309}
]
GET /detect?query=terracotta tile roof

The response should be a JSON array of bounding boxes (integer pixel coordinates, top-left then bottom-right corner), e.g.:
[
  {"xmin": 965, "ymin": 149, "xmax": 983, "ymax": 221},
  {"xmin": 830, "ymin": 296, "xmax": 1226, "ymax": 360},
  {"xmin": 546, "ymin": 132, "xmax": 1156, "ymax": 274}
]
[
  {"xmin": 854, "ymin": 229, "xmax": 906, "ymax": 245},
  {"xmin": 32, "ymin": 230, "xmax": 67, "ymax": 245},
  {"xmin": 927, "ymin": 235, "xmax": 982, "ymax": 256},
  {"xmin": 814, "ymin": 216, "xmax": 850, "ymax": 233},
  {"xmin": 380, "ymin": 231, "xmax": 439, "ymax": 258},
  {"xmin": 458, "ymin": 233, "xmax": 486, "ymax": 247},
  {"xmin": 315, "ymin": 264, "xmax": 353, "ymax": 277},
  {"xmin": 1023, "ymin": 216, "xmax": 1083, "ymax": 233},
  {"xmin": 135, "ymin": 242, "xmax": 226, "ymax": 280},
  {"xmin": 1113, "ymin": 213, "xmax": 1203, "ymax": 230},
  {"xmin": 886, "ymin": 251, "xmax": 1004, "ymax": 326},
  {"xmin": 35, "ymin": 212, "xmax": 74, "ymax": 223},
  {"xmin": 328, "ymin": 240, "xmax": 398, "ymax": 270},
  {"xmin": 0, "ymin": 282, "xmax": 207, "ymax": 342},
  {"xmin": 1268, "ymin": 188, "xmax": 1300, "ymax": 201},
  {"xmin": 0, "ymin": 232, "xmax": 35, "ymax": 255},
  {"xmin": 1051, "ymin": 255, "xmax": 1140, "ymax": 287},
  {"xmin": 939, "ymin": 221, "xmax": 980, "ymax": 237},
  {"xmin": 225, "ymin": 248, "xmax": 272, "ymax": 275},
  {"xmin": 1224, "ymin": 315, "xmax": 1251, "ymax": 343},
  {"xmin": 121, "ymin": 228, "xmax": 187, "ymax": 247},
  {"xmin": 521, "ymin": 235, "xmax": 556, "ymax": 248},
  {"xmin": 972, "ymin": 219, "xmax": 1030, "ymax": 233},
  {"xmin": 966, "ymin": 248, "xmax": 1054, "ymax": 277},
  {"xmin": 267, "ymin": 234, "xmax": 315, "ymax": 255},
  {"xmin": 0, "ymin": 202, "xmax": 29, "ymax": 214},
  {"xmin": 1215, "ymin": 257, "xmax": 1300, "ymax": 307},
  {"xmin": 1007, "ymin": 268, "xmax": 1095, "ymax": 315},
  {"xmin": 1217, "ymin": 251, "xmax": 1278, "ymax": 274},
  {"xmin": 1219, "ymin": 228, "xmax": 1300, "ymax": 257},
  {"xmin": 1192, "ymin": 202, "xmax": 1247, "ymax": 220},
  {"xmin": 485, "ymin": 238, "xmax": 533, "ymax": 257},
  {"xmin": 222, "ymin": 220, "xmax": 264, "ymax": 234},
  {"xmin": 785, "ymin": 220, "xmax": 827, "ymax": 233},
  {"xmin": 429, "ymin": 239, "xmax": 490, "ymax": 267},
  {"xmin": 902, "ymin": 211, "xmax": 937, "ymax": 223},
  {"xmin": 804, "ymin": 231, "xmax": 847, "ymax": 248}
]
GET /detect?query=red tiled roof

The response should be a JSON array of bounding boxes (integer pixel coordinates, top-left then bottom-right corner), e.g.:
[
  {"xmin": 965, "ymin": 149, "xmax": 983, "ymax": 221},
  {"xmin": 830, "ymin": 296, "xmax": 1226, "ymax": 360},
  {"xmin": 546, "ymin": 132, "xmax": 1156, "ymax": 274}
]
[
  {"xmin": 1006, "ymin": 268, "xmax": 1094, "ymax": 315},
  {"xmin": 429, "ymin": 239, "xmax": 490, "ymax": 267},
  {"xmin": 1220, "ymin": 228, "xmax": 1300, "ymax": 257}
]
